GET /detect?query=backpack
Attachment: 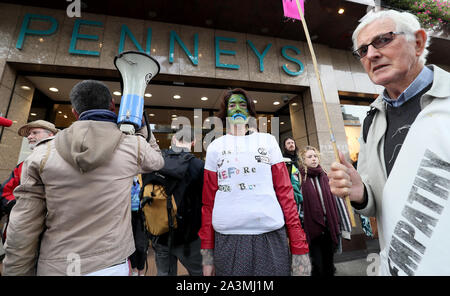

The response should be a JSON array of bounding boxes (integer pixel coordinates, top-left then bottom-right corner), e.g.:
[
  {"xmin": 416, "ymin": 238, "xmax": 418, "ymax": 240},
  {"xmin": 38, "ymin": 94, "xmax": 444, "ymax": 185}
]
[
  {"xmin": 139, "ymin": 150, "xmax": 195, "ymax": 237},
  {"xmin": 362, "ymin": 107, "xmax": 377, "ymax": 143},
  {"xmin": 138, "ymin": 172, "xmax": 178, "ymax": 236}
]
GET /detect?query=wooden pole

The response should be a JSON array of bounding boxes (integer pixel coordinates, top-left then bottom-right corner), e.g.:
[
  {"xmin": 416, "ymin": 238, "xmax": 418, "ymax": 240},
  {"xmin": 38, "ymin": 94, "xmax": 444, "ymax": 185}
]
[{"xmin": 294, "ymin": 0, "xmax": 356, "ymax": 227}]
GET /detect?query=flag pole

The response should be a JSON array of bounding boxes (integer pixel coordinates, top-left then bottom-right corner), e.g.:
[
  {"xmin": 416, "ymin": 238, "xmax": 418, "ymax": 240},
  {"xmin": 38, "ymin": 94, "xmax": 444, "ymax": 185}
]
[{"xmin": 294, "ymin": 0, "xmax": 356, "ymax": 227}]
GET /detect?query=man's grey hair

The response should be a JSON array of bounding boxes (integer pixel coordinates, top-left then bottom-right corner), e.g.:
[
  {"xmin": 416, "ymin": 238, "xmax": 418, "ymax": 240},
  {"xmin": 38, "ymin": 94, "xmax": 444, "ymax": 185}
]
[
  {"xmin": 352, "ymin": 10, "xmax": 430, "ymax": 65},
  {"xmin": 70, "ymin": 80, "xmax": 112, "ymax": 114}
]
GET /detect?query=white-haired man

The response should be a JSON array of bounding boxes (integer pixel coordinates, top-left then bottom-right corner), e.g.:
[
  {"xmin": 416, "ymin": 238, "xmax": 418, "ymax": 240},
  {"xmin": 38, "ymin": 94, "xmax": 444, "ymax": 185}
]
[{"xmin": 328, "ymin": 10, "xmax": 450, "ymax": 276}]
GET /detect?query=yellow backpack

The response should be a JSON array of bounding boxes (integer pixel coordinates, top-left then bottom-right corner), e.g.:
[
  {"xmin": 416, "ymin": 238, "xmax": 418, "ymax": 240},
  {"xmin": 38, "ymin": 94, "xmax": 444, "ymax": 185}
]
[{"xmin": 138, "ymin": 174, "xmax": 178, "ymax": 236}]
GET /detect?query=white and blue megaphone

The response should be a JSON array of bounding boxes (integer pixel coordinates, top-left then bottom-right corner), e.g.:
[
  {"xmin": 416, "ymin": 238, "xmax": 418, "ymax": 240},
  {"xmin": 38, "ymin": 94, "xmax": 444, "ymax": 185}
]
[{"xmin": 114, "ymin": 51, "xmax": 160, "ymax": 135}]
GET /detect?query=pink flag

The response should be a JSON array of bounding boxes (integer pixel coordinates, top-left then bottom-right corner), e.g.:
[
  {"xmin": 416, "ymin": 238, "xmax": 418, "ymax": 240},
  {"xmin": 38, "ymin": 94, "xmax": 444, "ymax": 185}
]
[{"xmin": 282, "ymin": 0, "xmax": 305, "ymax": 21}]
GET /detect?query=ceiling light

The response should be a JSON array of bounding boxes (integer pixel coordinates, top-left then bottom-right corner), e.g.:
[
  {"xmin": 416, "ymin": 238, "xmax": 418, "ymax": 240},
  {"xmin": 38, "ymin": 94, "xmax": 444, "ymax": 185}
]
[
  {"xmin": 194, "ymin": 115, "xmax": 199, "ymax": 119},
  {"xmin": 49, "ymin": 87, "xmax": 59, "ymax": 92},
  {"xmin": 281, "ymin": 122, "xmax": 285, "ymax": 125},
  {"xmin": 58, "ymin": 111, "xmax": 62, "ymax": 114},
  {"xmin": 273, "ymin": 101, "xmax": 280, "ymax": 105},
  {"xmin": 30, "ymin": 113, "xmax": 37, "ymax": 116},
  {"xmin": 173, "ymin": 95, "xmax": 181, "ymax": 99},
  {"xmin": 338, "ymin": 8, "xmax": 345, "ymax": 14},
  {"xmin": 171, "ymin": 114, "xmax": 177, "ymax": 117},
  {"xmin": 21, "ymin": 86, "xmax": 31, "ymax": 90},
  {"xmin": 113, "ymin": 91, "xmax": 121, "ymax": 96},
  {"xmin": 149, "ymin": 113, "xmax": 155, "ymax": 117},
  {"xmin": 253, "ymin": 100, "xmax": 257, "ymax": 104},
  {"xmin": 292, "ymin": 102, "xmax": 298, "ymax": 106},
  {"xmin": 63, "ymin": 115, "xmax": 68, "ymax": 119},
  {"xmin": 144, "ymin": 93, "xmax": 152, "ymax": 97},
  {"xmin": 39, "ymin": 38, "xmax": 44, "ymax": 43},
  {"xmin": 205, "ymin": 118, "xmax": 210, "ymax": 122},
  {"xmin": 201, "ymin": 97, "xmax": 208, "ymax": 101}
]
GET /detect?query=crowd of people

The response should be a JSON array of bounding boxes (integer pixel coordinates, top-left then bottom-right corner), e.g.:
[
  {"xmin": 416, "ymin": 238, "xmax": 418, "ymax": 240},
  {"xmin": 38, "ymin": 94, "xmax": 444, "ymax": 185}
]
[{"xmin": 0, "ymin": 9, "xmax": 449, "ymax": 276}]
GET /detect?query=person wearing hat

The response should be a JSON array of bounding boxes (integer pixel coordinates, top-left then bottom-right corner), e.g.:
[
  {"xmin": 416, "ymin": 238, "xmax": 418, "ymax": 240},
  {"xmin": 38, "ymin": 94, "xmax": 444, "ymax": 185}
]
[{"xmin": 1, "ymin": 120, "xmax": 57, "ymax": 243}]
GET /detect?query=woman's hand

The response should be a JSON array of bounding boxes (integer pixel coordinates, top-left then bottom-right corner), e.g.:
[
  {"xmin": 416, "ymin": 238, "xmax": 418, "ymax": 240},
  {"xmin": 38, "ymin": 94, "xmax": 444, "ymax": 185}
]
[
  {"xmin": 291, "ymin": 254, "xmax": 311, "ymax": 276},
  {"xmin": 203, "ymin": 264, "xmax": 215, "ymax": 276},
  {"xmin": 200, "ymin": 249, "xmax": 215, "ymax": 276}
]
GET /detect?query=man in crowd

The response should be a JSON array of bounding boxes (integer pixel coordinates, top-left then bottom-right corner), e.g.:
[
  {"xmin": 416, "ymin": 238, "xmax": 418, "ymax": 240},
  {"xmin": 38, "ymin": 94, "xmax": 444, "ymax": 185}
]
[
  {"xmin": 282, "ymin": 137, "xmax": 303, "ymax": 226},
  {"xmin": 328, "ymin": 10, "xmax": 450, "ymax": 275},
  {"xmin": 2, "ymin": 80, "xmax": 164, "ymax": 275},
  {"xmin": 149, "ymin": 129, "xmax": 204, "ymax": 276},
  {"xmin": 1, "ymin": 120, "xmax": 58, "ymax": 242}
]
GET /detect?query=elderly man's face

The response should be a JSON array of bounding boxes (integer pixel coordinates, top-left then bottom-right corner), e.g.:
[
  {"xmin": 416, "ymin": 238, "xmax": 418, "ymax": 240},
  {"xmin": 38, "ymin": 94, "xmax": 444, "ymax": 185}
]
[
  {"xmin": 357, "ymin": 19, "xmax": 421, "ymax": 95},
  {"xmin": 27, "ymin": 128, "xmax": 53, "ymax": 149}
]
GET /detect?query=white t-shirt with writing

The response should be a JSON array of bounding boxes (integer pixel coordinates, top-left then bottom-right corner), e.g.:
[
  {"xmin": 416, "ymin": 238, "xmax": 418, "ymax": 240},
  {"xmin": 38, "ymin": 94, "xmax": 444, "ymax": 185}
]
[
  {"xmin": 204, "ymin": 132, "xmax": 285, "ymax": 235},
  {"xmin": 379, "ymin": 96, "xmax": 450, "ymax": 276}
]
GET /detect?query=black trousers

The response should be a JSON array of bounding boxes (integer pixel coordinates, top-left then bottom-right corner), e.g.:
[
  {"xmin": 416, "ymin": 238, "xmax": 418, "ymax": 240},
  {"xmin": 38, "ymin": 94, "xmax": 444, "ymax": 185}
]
[
  {"xmin": 309, "ymin": 229, "xmax": 336, "ymax": 276},
  {"xmin": 129, "ymin": 211, "xmax": 149, "ymax": 270}
]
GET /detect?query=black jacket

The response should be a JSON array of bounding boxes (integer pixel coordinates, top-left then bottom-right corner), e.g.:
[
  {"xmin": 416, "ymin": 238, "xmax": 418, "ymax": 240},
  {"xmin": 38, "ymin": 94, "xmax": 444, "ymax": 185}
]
[{"xmin": 156, "ymin": 148, "xmax": 204, "ymax": 246}]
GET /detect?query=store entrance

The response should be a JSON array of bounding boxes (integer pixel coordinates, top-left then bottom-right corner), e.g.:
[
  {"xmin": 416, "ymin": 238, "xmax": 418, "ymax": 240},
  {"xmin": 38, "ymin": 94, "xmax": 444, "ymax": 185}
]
[{"xmin": 14, "ymin": 74, "xmax": 302, "ymax": 162}]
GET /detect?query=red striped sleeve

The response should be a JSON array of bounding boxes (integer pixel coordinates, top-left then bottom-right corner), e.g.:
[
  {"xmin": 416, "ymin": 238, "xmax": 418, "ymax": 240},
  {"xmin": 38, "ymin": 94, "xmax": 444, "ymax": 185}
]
[
  {"xmin": 198, "ymin": 169, "xmax": 218, "ymax": 250},
  {"xmin": 271, "ymin": 162, "xmax": 309, "ymax": 255},
  {"xmin": 1, "ymin": 162, "xmax": 23, "ymax": 202}
]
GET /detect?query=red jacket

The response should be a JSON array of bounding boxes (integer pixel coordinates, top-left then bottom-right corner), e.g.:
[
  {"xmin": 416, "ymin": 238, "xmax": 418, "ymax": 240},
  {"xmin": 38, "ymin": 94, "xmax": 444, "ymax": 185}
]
[
  {"xmin": 1, "ymin": 162, "xmax": 22, "ymax": 204},
  {"xmin": 198, "ymin": 162, "xmax": 309, "ymax": 255},
  {"xmin": 1, "ymin": 162, "xmax": 22, "ymax": 242}
]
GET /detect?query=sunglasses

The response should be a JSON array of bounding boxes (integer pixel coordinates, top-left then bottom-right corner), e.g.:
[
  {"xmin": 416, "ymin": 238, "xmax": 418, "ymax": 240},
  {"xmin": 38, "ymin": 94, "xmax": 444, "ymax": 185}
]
[{"xmin": 353, "ymin": 31, "xmax": 404, "ymax": 59}]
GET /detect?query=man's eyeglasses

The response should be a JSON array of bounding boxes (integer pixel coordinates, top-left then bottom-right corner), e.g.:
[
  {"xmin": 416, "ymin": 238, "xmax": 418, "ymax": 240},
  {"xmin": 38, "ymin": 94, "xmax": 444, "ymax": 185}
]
[{"xmin": 353, "ymin": 31, "xmax": 404, "ymax": 59}]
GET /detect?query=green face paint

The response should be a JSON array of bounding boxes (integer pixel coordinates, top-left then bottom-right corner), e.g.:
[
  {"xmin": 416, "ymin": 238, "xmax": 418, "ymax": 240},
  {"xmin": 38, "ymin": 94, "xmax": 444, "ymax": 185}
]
[{"xmin": 227, "ymin": 94, "xmax": 249, "ymax": 124}]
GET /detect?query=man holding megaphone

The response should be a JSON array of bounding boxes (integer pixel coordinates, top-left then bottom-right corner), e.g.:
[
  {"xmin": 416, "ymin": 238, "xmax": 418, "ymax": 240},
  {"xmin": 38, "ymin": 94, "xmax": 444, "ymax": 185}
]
[{"xmin": 2, "ymin": 79, "xmax": 164, "ymax": 276}]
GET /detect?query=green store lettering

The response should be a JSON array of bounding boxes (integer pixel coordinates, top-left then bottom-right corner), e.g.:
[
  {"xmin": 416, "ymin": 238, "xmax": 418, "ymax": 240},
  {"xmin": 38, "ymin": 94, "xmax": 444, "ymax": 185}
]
[{"xmin": 16, "ymin": 13, "xmax": 304, "ymax": 76}]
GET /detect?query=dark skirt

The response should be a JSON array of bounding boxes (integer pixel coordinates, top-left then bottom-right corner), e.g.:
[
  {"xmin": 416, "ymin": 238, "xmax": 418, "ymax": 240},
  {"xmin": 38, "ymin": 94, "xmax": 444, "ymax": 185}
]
[{"xmin": 214, "ymin": 227, "xmax": 290, "ymax": 276}]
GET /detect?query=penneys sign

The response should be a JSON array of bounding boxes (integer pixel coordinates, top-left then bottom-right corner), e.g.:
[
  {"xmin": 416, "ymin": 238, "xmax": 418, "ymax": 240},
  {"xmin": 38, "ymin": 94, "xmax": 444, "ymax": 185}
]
[{"xmin": 15, "ymin": 13, "xmax": 305, "ymax": 77}]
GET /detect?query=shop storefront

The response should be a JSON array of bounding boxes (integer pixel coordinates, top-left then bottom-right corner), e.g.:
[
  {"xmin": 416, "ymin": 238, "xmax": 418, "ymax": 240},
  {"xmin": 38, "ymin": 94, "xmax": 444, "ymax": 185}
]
[
  {"xmin": 1, "ymin": 3, "xmax": 407, "ymax": 250},
  {"xmin": 0, "ymin": 3, "xmax": 386, "ymax": 174}
]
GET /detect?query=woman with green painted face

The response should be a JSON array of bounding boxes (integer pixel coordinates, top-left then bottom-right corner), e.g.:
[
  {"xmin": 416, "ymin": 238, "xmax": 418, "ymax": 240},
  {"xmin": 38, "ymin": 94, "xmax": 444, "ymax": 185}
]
[{"xmin": 198, "ymin": 88, "xmax": 311, "ymax": 276}]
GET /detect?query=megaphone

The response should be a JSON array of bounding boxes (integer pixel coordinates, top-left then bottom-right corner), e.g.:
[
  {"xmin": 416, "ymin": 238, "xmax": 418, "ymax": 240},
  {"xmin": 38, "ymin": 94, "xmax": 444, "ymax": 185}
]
[{"xmin": 114, "ymin": 51, "xmax": 160, "ymax": 134}]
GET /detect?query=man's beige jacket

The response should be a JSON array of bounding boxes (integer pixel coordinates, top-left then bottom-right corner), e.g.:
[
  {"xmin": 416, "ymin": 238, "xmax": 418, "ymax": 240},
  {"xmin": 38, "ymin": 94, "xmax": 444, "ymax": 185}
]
[{"xmin": 3, "ymin": 121, "xmax": 164, "ymax": 275}]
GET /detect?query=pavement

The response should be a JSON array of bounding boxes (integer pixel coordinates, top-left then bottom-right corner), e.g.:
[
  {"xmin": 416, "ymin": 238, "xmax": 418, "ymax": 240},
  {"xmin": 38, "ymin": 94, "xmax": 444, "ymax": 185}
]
[
  {"xmin": 334, "ymin": 237, "xmax": 380, "ymax": 276},
  {"xmin": 335, "ymin": 258, "xmax": 371, "ymax": 276}
]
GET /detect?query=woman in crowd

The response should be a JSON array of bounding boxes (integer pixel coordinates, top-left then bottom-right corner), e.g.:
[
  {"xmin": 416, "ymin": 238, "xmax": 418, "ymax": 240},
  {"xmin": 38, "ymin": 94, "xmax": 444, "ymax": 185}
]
[
  {"xmin": 299, "ymin": 146, "xmax": 341, "ymax": 276},
  {"xmin": 198, "ymin": 88, "xmax": 311, "ymax": 276}
]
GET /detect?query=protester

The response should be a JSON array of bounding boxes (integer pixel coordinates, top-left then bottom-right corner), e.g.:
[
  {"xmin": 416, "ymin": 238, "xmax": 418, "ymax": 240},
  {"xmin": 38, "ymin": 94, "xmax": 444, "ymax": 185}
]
[
  {"xmin": 2, "ymin": 80, "xmax": 164, "ymax": 276},
  {"xmin": 282, "ymin": 137, "xmax": 304, "ymax": 226},
  {"xmin": 328, "ymin": 10, "xmax": 450, "ymax": 275},
  {"xmin": 199, "ymin": 88, "xmax": 311, "ymax": 276},
  {"xmin": 149, "ymin": 130, "xmax": 204, "ymax": 276},
  {"xmin": 0, "ymin": 120, "xmax": 58, "ymax": 243},
  {"xmin": 129, "ymin": 176, "xmax": 148, "ymax": 276},
  {"xmin": 299, "ymin": 146, "xmax": 340, "ymax": 276}
]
